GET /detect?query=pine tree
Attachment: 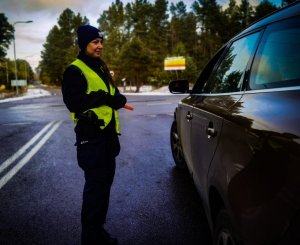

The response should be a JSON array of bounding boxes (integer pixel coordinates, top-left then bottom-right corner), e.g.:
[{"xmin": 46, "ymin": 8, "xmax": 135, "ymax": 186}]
[
  {"xmin": 119, "ymin": 36, "xmax": 151, "ymax": 92},
  {"xmin": 193, "ymin": 0, "xmax": 223, "ymax": 70},
  {"xmin": 253, "ymin": 0, "xmax": 279, "ymax": 21},
  {"xmin": 238, "ymin": 0, "xmax": 254, "ymax": 28},
  {"xmin": 40, "ymin": 9, "xmax": 88, "ymax": 85},
  {"xmin": 0, "ymin": 13, "xmax": 14, "ymax": 58},
  {"xmin": 119, "ymin": 0, "xmax": 153, "ymax": 91},
  {"xmin": 223, "ymin": 0, "xmax": 243, "ymax": 41},
  {"xmin": 98, "ymin": 0, "xmax": 126, "ymax": 83},
  {"xmin": 170, "ymin": 2, "xmax": 197, "ymax": 58},
  {"xmin": 148, "ymin": 0, "xmax": 169, "ymax": 85}
]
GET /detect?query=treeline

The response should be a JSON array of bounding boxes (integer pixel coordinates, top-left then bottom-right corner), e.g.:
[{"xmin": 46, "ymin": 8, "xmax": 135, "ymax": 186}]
[
  {"xmin": 0, "ymin": 0, "xmax": 296, "ymax": 92},
  {"xmin": 0, "ymin": 13, "xmax": 35, "ymax": 90},
  {"xmin": 0, "ymin": 59, "xmax": 34, "ymax": 90}
]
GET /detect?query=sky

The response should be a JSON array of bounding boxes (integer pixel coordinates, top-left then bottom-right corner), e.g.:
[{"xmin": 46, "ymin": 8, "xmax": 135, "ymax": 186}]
[{"xmin": 1, "ymin": 0, "xmax": 280, "ymax": 70}]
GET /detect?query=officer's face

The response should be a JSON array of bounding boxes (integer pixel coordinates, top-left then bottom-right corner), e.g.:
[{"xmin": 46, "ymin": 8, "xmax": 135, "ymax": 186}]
[{"xmin": 85, "ymin": 38, "xmax": 103, "ymax": 58}]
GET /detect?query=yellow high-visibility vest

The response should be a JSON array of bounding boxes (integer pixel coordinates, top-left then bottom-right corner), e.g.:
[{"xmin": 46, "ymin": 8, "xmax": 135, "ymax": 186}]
[{"xmin": 70, "ymin": 59, "xmax": 120, "ymax": 134}]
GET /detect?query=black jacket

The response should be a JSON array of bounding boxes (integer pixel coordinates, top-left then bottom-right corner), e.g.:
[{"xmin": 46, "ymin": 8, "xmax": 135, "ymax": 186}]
[{"xmin": 61, "ymin": 52, "xmax": 126, "ymax": 143}]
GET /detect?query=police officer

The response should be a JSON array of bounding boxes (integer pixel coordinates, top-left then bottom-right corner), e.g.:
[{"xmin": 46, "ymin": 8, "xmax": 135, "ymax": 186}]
[{"xmin": 62, "ymin": 25, "xmax": 127, "ymax": 245}]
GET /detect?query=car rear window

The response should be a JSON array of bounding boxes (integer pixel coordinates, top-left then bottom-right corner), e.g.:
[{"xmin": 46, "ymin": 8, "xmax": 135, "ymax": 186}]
[{"xmin": 250, "ymin": 16, "xmax": 300, "ymax": 90}]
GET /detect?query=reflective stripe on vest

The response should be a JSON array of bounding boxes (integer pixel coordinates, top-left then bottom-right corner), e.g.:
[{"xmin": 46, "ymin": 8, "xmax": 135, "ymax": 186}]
[{"xmin": 70, "ymin": 59, "xmax": 120, "ymax": 134}]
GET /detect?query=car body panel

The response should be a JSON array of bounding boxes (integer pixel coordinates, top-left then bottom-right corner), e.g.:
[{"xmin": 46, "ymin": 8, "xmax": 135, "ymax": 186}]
[
  {"xmin": 169, "ymin": 2, "xmax": 300, "ymax": 244},
  {"xmin": 228, "ymin": 89, "xmax": 300, "ymax": 243},
  {"xmin": 206, "ymin": 89, "xmax": 300, "ymax": 244}
]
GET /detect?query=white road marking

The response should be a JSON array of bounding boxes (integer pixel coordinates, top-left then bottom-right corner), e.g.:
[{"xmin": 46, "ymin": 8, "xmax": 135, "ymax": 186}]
[
  {"xmin": 0, "ymin": 121, "xmax": 62, "ymax": 190},
  {"xmin": 0, "ymin": 121, "xmax": 55, "ymax": 175},
  {"xmin": 147, "ymin": 102, "xmax": 172, "ymax": 106},
  {"xmin": 1, "ymin": 122, "xmax": 32, "ymax": 126}
]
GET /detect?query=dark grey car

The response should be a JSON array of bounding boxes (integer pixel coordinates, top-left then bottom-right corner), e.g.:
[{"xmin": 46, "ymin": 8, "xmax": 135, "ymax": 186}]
[{"xmin": 169, "ymin": 2, "xmax": 300, "ymax": 245}]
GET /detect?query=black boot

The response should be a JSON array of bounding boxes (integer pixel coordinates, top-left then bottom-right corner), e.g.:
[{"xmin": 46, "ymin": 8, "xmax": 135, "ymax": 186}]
[{"xmin": 99, "ymin": 228, "xmax": 118, "ymax": 245}]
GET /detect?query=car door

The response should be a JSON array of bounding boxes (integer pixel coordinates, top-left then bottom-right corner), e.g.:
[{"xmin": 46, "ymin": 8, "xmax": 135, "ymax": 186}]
[
  {"xmin": 189, "ymin": 32, "xmax": 262, "ymax": 197},
  {"xmin": 176, "ymin": 96, "xmax": 194, "ymax": 172},
  {"xmin": 176, "ymin": 47, "xmax": 227, "ymax": 174}
]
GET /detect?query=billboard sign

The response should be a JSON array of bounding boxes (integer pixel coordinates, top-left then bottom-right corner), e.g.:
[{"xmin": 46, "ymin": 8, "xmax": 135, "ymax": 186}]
[
  {"xmin": 164, "ymin": 57, "xmax": 186, "ymax": 71},
  {"xmin": 11, "ymin": 80, "xmax": 27, "ymax": 87}
]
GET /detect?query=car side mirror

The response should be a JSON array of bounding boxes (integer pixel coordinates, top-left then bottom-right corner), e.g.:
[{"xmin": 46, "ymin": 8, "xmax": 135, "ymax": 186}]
[{"xmin": 169, "ymin": 79, "xmax": 190, "ymax": 94}]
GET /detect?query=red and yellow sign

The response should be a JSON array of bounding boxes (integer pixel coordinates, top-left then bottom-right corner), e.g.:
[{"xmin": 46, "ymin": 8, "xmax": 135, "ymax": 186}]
[{"xmin": 164, "ymin": 57, "xmax": 186, "ymax": 71}]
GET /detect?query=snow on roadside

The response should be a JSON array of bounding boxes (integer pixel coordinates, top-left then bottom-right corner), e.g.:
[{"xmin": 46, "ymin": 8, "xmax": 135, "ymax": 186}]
[
  {"xmin": 0, "ymin": 88, "xmax": 51, "ymax": 103},
  {"xmin": 120, "ymin": 85, "xmax": 172, "ymax": 95},
  {"xmin": 0, "ymin": 85, "xmax": 172, "ymax": 104}
]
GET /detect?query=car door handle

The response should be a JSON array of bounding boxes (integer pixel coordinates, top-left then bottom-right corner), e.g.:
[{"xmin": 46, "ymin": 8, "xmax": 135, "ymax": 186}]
[
  {"xmin": 186, "ymin": 112, "xmax": 193, "ymax": 121},
  {"xmin": 207, "ymin": 128, "xmax": 216, "ymax": 137},
  {"xmin": 206, "ymin": 123, "xmax": 217, "ymax": 138}
]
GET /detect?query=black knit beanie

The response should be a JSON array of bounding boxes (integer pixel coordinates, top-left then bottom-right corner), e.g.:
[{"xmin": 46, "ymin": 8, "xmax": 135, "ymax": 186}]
[{"xmin": 76, "ymin": 25, "xmax": 104, "ymax": 50}]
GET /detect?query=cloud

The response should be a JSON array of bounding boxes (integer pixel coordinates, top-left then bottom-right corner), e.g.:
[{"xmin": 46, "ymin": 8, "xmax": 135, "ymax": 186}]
[
  {"xmin": 1, "ymin": 0, "xmax": 83, "ymax": 14},
  {"xmin": 18, "ymin": 33, "xmax": 45, "ymax": 44}
]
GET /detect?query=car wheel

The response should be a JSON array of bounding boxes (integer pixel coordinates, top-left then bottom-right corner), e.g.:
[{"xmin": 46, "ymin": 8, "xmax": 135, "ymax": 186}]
[
  {"xmin": 170, "ymin": 121, "xmax": 186, "ymax": 169},
  {"xmin": 213, "ymin": 209, "xmax": 238, "ymax": 245}
]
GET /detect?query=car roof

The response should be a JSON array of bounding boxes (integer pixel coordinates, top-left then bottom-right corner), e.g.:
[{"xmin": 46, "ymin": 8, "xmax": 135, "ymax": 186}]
[{"xmin": 238, "ymin": 1, "xmax": 300, "ymax": 37}]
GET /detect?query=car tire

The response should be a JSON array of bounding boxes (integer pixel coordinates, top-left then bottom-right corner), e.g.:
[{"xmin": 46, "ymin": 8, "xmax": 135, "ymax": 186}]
[
  {"xmin": 213, "ymin": 209, "xmax": 238, "ymax": 245},
  {"xmin": 170, "ymin": 121, "xmax": 186, "ymax": 169}
]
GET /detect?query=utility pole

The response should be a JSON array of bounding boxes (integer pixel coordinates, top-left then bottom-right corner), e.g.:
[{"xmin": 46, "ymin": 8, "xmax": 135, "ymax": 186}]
[{"xmin": 12, "ymin": 20, "xmax": 33, "ymax": 95}]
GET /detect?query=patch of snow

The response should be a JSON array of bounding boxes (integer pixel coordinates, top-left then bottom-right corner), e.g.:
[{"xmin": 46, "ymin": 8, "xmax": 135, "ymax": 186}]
[
  {"xmin": 0, "ymin": 88, "xmax": 51, "ymax": 103},
  {"xmin": 0, "ymin": 85, "xmax": 172, "ymax": 103}
]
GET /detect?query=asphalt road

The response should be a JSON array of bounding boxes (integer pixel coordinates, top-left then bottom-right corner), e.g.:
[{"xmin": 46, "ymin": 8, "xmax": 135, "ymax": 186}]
[{"xmin": 0, "ymin": 90, "xmax": 211, "ymax": 245}]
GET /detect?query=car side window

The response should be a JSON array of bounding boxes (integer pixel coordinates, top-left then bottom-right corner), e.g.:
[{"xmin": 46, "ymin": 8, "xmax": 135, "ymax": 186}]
[
  {"xmin": 203, "ymin": 32, "xmax": 260, "ymax": 94},
  {"xmin": 192, "ymin": 47, "xmax": 226, "ymax": 94},
  {"xmin": 250, "ymin": 16, "xmax": 300, "ymax": 89}
]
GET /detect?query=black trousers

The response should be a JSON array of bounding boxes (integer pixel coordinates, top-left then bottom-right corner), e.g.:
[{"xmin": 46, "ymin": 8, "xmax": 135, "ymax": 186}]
[{"xmin": 76, "ymin": 135, "xmax": 120, "ymax": 245}]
